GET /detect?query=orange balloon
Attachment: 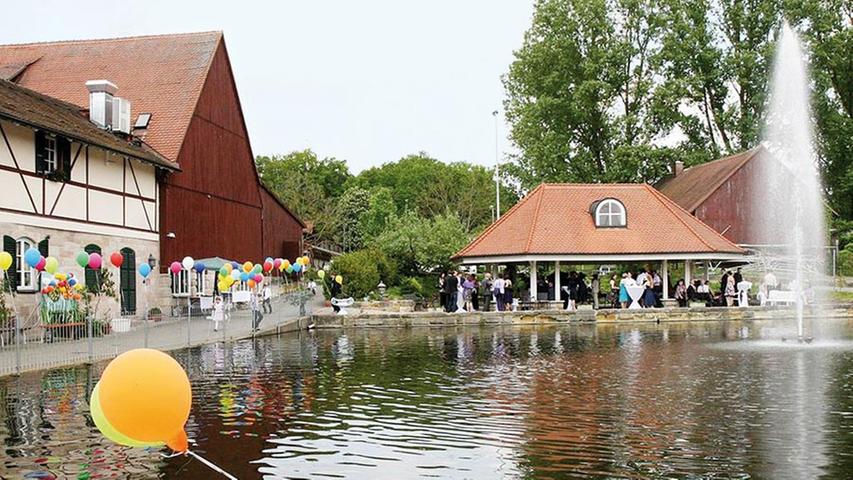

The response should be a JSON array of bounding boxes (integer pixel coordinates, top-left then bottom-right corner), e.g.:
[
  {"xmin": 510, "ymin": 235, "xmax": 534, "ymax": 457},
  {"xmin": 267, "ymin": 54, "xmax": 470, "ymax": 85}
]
[
  {"xmin": 98, "ymin": 349, "xmax": 191, "ymax": 446},
  {"xmin": 166, "ymin": 429, "xmax": 189, "ymax": 453},
  {"xmin": 248, "ymin": 279, "xmax": 256, "ymax": 289}
]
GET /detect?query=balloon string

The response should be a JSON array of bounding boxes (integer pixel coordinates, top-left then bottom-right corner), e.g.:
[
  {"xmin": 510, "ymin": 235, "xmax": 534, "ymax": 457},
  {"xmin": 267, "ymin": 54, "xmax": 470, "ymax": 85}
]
[{"xmin": 185, "ymin": 450, "xmax": 238, "ymax": 480}]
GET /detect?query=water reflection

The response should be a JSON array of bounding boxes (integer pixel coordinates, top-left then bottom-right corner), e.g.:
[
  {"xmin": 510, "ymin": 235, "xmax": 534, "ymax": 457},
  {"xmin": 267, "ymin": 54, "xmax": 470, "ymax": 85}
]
[{"xmin": 0, "ymin": 321, "xmax": 850, "ymax": 479}]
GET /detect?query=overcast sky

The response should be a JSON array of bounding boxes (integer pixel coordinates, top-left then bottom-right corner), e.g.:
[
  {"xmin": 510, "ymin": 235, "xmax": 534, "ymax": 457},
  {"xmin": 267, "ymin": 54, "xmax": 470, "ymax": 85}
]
[{"xmin": 1, "ymin": 1, "xmax": 533, "ymax": 173}]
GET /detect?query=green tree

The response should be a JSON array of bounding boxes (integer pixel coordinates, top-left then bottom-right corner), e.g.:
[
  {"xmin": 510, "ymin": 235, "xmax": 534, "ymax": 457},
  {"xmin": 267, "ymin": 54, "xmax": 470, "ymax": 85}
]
[
  {"xmin": 335, "ymin": 186, "xmax": 371, "ymax": 251},
  {"xmin": 256, "ymin": 150, "xmax": 352, "ymax": 242},
  {"xmin": 331, "ymin": 249, "xmax": 381, "ymax": 298},
  {"xmin": 371, "ymin": 211, "xmax": 469, "ymax": 276},
  {"xmin": 359, "ymin": 187, "xmax": 397, "ymax": 240}
]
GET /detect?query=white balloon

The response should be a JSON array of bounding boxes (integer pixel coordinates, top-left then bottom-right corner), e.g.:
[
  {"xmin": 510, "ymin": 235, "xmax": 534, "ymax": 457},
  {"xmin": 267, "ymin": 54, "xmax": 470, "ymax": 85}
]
[
  {"xmin": 181, "ymin": 256, "xmax": 194, "ymax": 271},
  {"xmin": 230, "ymin": 269, "xmax": 241, "ymax": 280}
]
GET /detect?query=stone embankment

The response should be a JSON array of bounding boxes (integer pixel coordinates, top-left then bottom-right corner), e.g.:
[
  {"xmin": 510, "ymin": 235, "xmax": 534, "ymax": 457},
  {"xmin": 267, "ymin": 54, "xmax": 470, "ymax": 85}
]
[{"xmin": 310, "ymin": 303, "xmax": 853, "ymax": 329}]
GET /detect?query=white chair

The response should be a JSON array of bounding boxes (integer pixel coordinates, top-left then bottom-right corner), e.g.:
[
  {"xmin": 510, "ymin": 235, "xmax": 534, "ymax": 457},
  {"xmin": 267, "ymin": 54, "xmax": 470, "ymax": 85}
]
[{"xmin": 767, "ymin": 290, "xmax": 798, "ymax": 306}]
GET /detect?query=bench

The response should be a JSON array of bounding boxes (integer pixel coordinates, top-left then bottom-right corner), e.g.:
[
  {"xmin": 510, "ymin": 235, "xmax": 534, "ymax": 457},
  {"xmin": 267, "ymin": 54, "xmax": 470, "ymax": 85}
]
[{"xmin": 767, "ymin": 290, "xmax": 798, "ymax": 306}]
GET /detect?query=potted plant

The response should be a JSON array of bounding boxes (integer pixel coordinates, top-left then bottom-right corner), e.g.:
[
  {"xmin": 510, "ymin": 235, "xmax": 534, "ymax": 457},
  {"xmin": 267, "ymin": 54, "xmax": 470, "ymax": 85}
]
[{"xmin": 148, "ymin": 307, "xmax": 163, "ymax": 322}]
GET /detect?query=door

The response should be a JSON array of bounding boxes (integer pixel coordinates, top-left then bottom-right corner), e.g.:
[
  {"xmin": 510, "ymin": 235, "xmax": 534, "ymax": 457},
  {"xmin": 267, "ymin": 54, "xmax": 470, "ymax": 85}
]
[{"xmin": 120, "ymin": 248, "xmax": 136, "ymax": 314}]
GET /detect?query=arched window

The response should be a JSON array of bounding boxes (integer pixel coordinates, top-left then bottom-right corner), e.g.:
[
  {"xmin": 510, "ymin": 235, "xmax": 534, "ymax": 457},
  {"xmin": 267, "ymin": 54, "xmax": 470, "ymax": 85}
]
[
  {"xmin": 594, "ymin": 199, "xmax": 626, "ymax": 227},
  {"xmin": 15, "ymin": 237, "xmax": 35, "ymax": 291},
  {"xmin": 84, "ymin": 244, "xmax": 102, "ymax": 292}
]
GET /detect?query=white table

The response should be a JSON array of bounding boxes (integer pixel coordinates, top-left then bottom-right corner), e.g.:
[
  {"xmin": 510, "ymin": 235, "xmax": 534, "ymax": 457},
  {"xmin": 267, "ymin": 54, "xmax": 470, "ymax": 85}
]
[{"xmin": 626, "ymin": 285, "xmax": 645, "ymax": 310}]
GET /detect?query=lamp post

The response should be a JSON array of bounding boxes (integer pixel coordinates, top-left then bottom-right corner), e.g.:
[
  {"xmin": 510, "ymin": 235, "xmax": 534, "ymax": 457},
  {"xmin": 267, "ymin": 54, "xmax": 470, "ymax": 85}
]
[
  {"xmin": 492, "ymin": 110, "xmax": 501, "ymax": 220},
  {"xmin": 378, "ymin": 281, "xmax": 386, "ymax": 301}
]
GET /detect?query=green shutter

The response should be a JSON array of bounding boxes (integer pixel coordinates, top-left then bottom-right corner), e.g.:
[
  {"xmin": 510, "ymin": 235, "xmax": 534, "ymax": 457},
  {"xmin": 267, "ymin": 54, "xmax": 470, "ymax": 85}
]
[
  {"xmin": 58, "ymin": 137, "xmax": 71, "ymax": 176},
  {"xmin": 3, "ymin": 236, "xmax": 17, "ymax": 288},
  {"xmin": 34, "ymin": 130, "xmax": 47, "ymax": 174},
  {"xmin": 38, "ymin": 238, "xmax": 49, "ymax": 257},
  {"xmin": 84, "ymin": 244, "xmax": 101, "ymax": 292}
]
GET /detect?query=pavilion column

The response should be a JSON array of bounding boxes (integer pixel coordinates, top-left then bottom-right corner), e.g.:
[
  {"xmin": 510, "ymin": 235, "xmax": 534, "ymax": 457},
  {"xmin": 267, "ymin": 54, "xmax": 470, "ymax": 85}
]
[
  {"xmin": 685, "ymin": 260, "xmax": 692, "ymax": 287},
  {"xmin": 554, "ymin": 261, "xmax": 561, "ymax": 303},
  {"xmin": 662, "ymin": 259, "xmax": 669, "ymax": 300},
  {"xmin": 529, "ymin": 261, "xmax": 538, "ymax": 301},
  {"xmin": 703, "ymin": 260, "xmax": 710, "ymax": 282}
]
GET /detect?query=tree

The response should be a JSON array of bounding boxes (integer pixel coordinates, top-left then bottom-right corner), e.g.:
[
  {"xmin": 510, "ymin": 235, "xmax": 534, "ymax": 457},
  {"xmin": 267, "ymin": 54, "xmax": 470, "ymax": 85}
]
[
  {"xmin": 331, "ymin": 250, "xmax": 381, "ymax": 298},
  {"xmin": 359, "ymin": 187, "xmax": 397, "ymax": 240},
  {"xmin": 256, "ymin": 150, "xmax": 351, "ymax": 242},
  {"xmin": 335, "ymin": 186, "xmax": 371, "ymax": 251},
  {"xmin": 371, "ymin": 211, "xmax": 469, "ymax": 276}
]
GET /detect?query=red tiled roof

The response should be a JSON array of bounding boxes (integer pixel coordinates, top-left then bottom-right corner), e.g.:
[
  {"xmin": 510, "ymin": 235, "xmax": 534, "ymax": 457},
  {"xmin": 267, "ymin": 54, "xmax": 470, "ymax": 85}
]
[
  {"xmin": 0, "ymin": 31, "xmax": 222, "ymax": 162},
  {"xmin": 454, "ymin": 184, "xmax": 745, "ymax": 259},
  {"xmin": 0, "ymin": 79, "xmax": 177, "ymax": 170},
  {"xmin": 656, "ymin": 147, "xmax": 763, "ymax": 212}
]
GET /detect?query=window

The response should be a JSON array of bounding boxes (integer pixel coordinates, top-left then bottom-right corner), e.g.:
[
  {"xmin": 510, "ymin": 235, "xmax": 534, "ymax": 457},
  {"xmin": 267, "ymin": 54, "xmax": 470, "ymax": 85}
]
[
  {"xmin": 44, "ymin": 135, "xmax": 57, "ymax": 173},
  {"xmin": 15, "ymin": 238, "xmax": 35, "ymax": 291},
  {"xmin": 84, "ymin": 244, "xmax": 101, "ymax": 292},
  {"xmin": 594, "ymin": 199, "xmax": 626, "ymax": 227}
]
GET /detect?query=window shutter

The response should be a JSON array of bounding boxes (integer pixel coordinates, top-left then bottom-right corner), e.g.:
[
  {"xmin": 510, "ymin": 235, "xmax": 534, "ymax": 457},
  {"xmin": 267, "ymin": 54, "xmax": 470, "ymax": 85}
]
[
  {"xmin": 58, "ymin": 137, "xmax": 71, "ymax": 175},
  {"xmin": 38, "ymin": 238, "xmax": 49, "ymax": 257},
  {"xmin": 34, "ymin": 130, "xmax": 47, "ymax": 174},
  {"xmin": 3, "ymin": 235, "xmax": 17, "ymax": 288}
]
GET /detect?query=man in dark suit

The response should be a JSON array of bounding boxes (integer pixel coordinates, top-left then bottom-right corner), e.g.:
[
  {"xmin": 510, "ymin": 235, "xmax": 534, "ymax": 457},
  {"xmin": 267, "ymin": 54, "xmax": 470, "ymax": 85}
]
[{"xmin": 445, "ymin": 270, "xmax": 458, "ymax": 313}]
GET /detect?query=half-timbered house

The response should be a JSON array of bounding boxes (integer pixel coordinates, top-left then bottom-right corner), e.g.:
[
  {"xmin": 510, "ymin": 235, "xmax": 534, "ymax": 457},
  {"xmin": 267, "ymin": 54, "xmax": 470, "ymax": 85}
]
[{"xmin": 0, "ymin": 78, "xmax": 177, "ymax": 314}]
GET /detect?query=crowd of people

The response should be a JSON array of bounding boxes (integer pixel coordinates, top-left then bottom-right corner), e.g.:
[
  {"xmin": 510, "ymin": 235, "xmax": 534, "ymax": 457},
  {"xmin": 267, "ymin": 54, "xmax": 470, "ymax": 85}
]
[{"xmin": 434, "ymin": 266, "xmax": 775, "ymax": 312}]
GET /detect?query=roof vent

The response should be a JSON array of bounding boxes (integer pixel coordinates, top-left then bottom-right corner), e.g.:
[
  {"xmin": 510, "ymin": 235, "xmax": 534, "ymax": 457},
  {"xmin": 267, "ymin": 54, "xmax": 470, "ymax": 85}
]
[{"xmin": 85, "ymin": 80, "xmax": 117, "ymax": 129}]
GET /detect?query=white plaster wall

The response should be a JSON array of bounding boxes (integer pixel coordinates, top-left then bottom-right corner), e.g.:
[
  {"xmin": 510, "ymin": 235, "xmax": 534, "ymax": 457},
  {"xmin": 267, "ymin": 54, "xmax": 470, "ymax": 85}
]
[
  {"xmin": 0, "ymin": 121, "xmax": 35, "ymax": 170},
  {"xmin": 87, "ymin": 148, "xmax": 124, "ymax": 191},
  {"xmin": 88, "ymin": 190, "xmax": 123, "ymax": 225}
]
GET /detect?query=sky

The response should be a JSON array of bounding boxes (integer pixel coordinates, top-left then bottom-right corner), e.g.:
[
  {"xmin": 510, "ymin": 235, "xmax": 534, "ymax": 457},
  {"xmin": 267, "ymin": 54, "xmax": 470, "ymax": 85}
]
[{"xmin": 1, "ymin": 1, "xmax": 534, "ymax": 173}]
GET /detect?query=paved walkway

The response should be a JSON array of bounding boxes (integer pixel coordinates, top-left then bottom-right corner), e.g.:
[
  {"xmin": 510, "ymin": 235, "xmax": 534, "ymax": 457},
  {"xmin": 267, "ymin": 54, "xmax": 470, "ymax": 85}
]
[{"xmin": 0, "ymin": 291, "xmax": 322, "ymax": 376}]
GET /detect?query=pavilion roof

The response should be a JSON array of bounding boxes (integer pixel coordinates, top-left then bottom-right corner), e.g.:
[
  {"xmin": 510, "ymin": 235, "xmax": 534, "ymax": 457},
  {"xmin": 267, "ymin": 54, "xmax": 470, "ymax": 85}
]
[{"xmin": 453, "ymin": 183, "xmax": 745, "ymax": 261}]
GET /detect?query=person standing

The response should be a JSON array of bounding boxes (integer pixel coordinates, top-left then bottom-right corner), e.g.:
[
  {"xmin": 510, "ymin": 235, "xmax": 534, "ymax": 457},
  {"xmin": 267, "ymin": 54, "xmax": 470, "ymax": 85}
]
[
  {"xmin": 210, "ymin": 296, "xmax": 224, "ymax": 332},
  {"xmin": 472, "ymin": 275, "xmax": 480, "ymax": 311},
  {"xmin": 463, "ymin": 275, "xmax": 475, "ymax": 312},
  {"xmin": 724, "ymin": 275, "xmax": 736, "ymax": 307},
  {"xmin": 720, "ymin": 270, "xmax": 730, "ymax": 297},
  {"xmin": 481, "ymin": 273, "xmax": 493, "ymax": 311},
  {"xmin": 261, "ymin": 283, "xmax": 272, "ymax": 314},
  {"xmin": 609, "ymin": 274, "xmax": 619, "ymax": 308},
  {"xmin": 330, "ymin": 274, "xmax": 341, "ymax": 313},
  {"xmin": 250, "ymin": 292, "xmax": 263, "ymax": 331},
  {"xmin": 618, "ymin": 273, "xmax": 630, "ymax": 309},
  {"xmin": 591, "ymin": 273, "xmax": 600, "ymax": 309},
  {"xmin": 493, "ymin": 274, "xmax": 506, "ymax": 311},
  {"xmin": 734, "ymin": 268, "xmax": 743, "ymax": 287},
  {"xmin": 438, "ymin": 273, "xmax": 447, "ymax": 313},
  {"xmin": 504, "ymin": 279, "xmax": 514, "ymax": 311},
  {"xmin": 445, "ymin": 270, "xmax": 458, "ymax": 313},
  {"xmin": 641, "ymin": 273, "xmax": 656, "ymax": 308}
]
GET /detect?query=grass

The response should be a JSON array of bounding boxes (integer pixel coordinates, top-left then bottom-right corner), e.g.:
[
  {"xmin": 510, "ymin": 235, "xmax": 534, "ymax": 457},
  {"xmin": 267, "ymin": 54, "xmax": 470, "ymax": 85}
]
[{"xmin": 829, "ymin": 290, "xmax": 853, "ymax": 302}]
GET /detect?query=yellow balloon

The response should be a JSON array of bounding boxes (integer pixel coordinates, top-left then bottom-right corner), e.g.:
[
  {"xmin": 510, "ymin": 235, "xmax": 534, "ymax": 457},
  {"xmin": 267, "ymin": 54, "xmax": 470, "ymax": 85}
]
[
  {"xmin": 0, "ymin": 251, "xmax": 11, "ymax": 271},
  {"xmin": 302, "ymin": 256, "xmax": 310, "ymax": 266},
  {"xmin": 223, "ymin": 263, "xmax": 233, "ymax": 273},
  {"xmin": 335, "ymin": 275, "xmax": 343, "ymax": 284},
  {"xmin": 317, "ymin": 270, "xmax": 325, "ymax": 279},
  {"xmin": 90, "ymin": 382, "xmax": 163, "ymax": 448},
  {"xmin": 242, "ymin": 261, "xmax": 253, "ymax": 273},
  {"xmin": 283, "ymin": 259, "xmax": 291, "ymax": 268},
  {"xmin": 55, "ymin": 272, "xmax": 67, "ymax": 282},
  {"xmin": 44, "ymin": 257, "xmax": 59, "ymax": 274},
  {"xmin": 76, "ymin": 283, "xmax": 85, "ymax": 291}
]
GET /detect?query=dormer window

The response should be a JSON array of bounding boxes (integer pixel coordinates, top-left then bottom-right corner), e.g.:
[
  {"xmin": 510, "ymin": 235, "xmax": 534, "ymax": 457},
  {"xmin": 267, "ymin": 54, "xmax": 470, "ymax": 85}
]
[
  {"xmin": 35, "ymin": 130, "xmax": 70, "ymax": 178},
  {"xmin": 594, "ymin": 199, "xmax": 626, "ymax": 227}
]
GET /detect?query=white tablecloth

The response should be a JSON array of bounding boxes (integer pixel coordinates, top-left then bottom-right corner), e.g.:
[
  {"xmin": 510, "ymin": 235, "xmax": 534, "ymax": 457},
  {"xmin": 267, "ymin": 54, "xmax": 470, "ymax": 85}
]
[{"xmin": 626, "ymin": 285, "xmax": 645, "ymax": 309}]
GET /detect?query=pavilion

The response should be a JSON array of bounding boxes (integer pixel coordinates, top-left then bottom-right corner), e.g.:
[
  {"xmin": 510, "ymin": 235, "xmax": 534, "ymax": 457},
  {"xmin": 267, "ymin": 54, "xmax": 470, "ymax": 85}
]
[{"xmin": 452, "ymin": 184, "xmax": 747, "ymax": 302}]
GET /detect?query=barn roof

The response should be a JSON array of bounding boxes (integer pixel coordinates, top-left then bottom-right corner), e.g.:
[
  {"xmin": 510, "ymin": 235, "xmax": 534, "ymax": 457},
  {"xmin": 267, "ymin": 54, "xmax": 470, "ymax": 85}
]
[
  {"xmin": 0, "ymin": 31, "xmax": 222, "ymax": 162},
  {"xmin": 0, "ymin": 78, "xmax": 177, "ymax": 169},
  {"xmin": 453, "ymin": 183, "xmax": 745, "ymax": 261},
  {"xmin": 656, "ymin": 147, "xmax": 764, "ymax": 213}
]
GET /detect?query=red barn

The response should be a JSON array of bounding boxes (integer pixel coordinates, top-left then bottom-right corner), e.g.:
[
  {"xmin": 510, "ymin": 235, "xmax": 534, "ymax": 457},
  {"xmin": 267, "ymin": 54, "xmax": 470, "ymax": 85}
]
[
  {"xmin": 656, "ymin": 147, "xmax": 770, "ymax": 246},
  {"xmin": 0, "ymin": 32, "xmax": 303, "ymax": 269}
]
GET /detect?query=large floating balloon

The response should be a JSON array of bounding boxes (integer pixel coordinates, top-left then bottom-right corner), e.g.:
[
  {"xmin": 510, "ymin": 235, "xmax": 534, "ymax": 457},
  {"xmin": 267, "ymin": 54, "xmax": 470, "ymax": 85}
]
[
  {"xmin": 24, "ymin": 248, "xmax": 41, "ymax": 268},
  {"xmin": 94, "ymin": 349, "xmax": 191, "ymax": 452},
  {"xmin": 138, "ymin": 263, "xmax": 152, "ymax": 279},
  {"xmin": 0, "ymin": 251, "xmax": 12, "ymax": 271}
]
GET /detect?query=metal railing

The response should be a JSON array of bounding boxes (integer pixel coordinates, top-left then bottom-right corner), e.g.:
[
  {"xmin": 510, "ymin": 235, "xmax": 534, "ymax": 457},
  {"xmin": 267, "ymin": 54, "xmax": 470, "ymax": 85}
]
[{"xmin": 0, "ymin": 289, "xmax": 318, "ymax": 376}]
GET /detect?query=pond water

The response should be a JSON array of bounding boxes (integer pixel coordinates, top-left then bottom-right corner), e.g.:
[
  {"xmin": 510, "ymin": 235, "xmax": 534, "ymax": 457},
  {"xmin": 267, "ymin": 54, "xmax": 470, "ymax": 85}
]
[{"xmin": 1, "ymin": 320, "xmax": 852, "ymax": 479}]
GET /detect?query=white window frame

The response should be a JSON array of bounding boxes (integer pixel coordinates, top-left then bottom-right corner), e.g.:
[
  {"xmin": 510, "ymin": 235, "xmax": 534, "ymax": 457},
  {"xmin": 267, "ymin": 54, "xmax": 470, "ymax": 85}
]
[
  {"xmin": 44, "ymin": 135, "xmax": 57, "ymax": 173},
  {"xmin": 595, "ymin": 199, "xmax": 626, "ymax": 228},
  {"xmin": 16, "ymin": 237, "xmax": 36, "ymax": 292}
]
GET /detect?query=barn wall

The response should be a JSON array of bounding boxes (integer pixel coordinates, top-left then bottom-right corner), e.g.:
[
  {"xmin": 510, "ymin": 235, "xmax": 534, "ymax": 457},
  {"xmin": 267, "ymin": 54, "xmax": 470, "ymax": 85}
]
[
  {"xmin": 261, "ymin": 187, "xmax": 303, "ymax": 261},
  {"xmin": 694, "ymin": 156, "xmax": 768, "ymax": 245}
]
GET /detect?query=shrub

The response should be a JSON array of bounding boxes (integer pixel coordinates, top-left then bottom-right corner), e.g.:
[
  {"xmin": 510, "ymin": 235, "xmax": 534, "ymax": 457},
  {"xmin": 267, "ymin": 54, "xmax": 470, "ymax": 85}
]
[
  {"xmin": 332, "ymin": 250, "xmax": 381, "ymax": 298},
  {"xmin": 840, "ymin": 244, "xmax": 853, "ymax": 277}
]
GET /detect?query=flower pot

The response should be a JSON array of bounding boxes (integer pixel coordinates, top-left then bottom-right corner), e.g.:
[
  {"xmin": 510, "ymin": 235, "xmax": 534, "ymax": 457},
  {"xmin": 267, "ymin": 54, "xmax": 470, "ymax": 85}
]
[{"xmin": 110, "ymin": 318, "xmax": 132, "ymax": 333}]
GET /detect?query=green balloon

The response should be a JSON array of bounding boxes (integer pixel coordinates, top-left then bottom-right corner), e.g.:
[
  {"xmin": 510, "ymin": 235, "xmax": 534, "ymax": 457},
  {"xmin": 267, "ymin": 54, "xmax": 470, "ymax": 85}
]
[
  {"xmin": 252, "ymin": 264, "xmax": 262, "ymax": 274},
  {"xmin": 76, "ymin": 251, "xmax": 89, "ymax": 268},
  {"xmin": 90, "ymin": 382, "xmax": 163, "ymax": 448},
  {"xmin": 219, "ymin": 265, "xmax": 228, "ymax": 277}
]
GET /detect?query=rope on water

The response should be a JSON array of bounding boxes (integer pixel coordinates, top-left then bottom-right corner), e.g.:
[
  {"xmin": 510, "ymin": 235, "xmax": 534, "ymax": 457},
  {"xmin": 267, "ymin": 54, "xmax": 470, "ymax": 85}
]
[{"xmin": 161, "ymin": 450, "xmax": 238, "ymax": 479}]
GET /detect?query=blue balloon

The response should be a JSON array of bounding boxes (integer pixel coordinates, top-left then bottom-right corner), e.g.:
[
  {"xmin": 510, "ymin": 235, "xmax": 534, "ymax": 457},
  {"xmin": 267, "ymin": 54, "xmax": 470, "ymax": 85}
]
[
  {"xmin": 292, "ymin": 262, "xmax": 302, "ymax": 273},
  {"xmin": 49, "ymin": 280, "xmax": 57, "ymax": 287},
  {"xmin": 194, "ymin": 262, "xmax": 206, "ymax": 273},
  {"xmin": 240, "ymin": 272, "xmax": 250, "ymax": 282},
  {"xmin": 138, "ymin": 263, "xmax": 152, "ymax": 279},
  {"xmin": 24, "ymin": 248, "xmax": 41, "ymax": 268},
  {"xmin": 68, "ymin": 278, "xmax": 77, "ymax": 287},
  {"xmin": 265, "ymin": 257, "xmax": 274, "ymax": 264},
  {"xmin": 231, "ymin": 261, "xmax": 240, "ymax": 270}
]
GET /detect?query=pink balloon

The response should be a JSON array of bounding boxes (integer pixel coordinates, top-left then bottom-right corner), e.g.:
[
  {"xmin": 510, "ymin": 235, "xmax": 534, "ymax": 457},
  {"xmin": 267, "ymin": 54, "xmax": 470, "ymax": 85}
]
[
  {"xmin": 35, "ymin": 257, "xmax": 46, "ymax": 272},
  {"xmin": 169, "ymin": 261, "xmax": 182, "ymax": 275},
  {"xmin": 273, "ymin": 258, "xmax": 282, "ymax": 269},
  {"xmin": 88, "ymin": 252, "xmax": 102, "ymax": 270},
  {"xmin": 253, "ymin": 274, "xmax": 263, "ymax": 283}
]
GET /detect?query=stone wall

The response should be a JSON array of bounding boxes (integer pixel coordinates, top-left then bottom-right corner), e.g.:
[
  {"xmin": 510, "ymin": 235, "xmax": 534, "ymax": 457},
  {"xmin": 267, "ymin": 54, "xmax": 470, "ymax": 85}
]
[{"xmin": 311, "ymin": 304, "xmax": 853, "ymax": 329}]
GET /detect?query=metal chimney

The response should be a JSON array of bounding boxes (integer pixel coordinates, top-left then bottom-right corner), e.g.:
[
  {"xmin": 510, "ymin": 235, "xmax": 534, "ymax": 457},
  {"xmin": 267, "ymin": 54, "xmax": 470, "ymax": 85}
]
[{"xmin": 85, "ymin": 80, "xmax": 118, "ymax": 129}]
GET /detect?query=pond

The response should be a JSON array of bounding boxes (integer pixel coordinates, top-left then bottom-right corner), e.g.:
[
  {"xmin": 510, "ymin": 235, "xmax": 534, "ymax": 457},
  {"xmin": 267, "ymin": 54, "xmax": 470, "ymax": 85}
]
[{"xmin": 1, "ymin": 320, "xmax": 852, "ymax": 479}]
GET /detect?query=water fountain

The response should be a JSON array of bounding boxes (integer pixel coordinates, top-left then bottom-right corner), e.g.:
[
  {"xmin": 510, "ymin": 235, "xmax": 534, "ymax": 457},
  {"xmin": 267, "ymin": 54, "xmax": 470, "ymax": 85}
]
[{"xmin": 757, "ymin": 21, "xmax": 827, "ymax": 341}]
